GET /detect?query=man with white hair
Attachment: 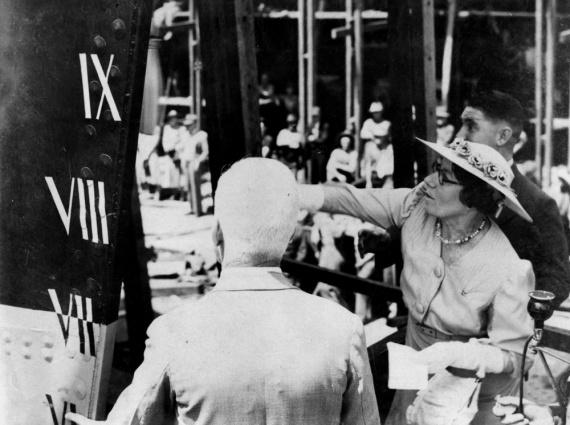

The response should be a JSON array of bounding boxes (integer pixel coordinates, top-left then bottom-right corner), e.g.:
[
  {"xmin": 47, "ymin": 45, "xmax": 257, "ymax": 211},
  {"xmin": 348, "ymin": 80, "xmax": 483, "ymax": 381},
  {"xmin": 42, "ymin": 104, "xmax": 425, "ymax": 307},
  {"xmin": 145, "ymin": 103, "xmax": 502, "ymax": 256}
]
[{"xmin": 67, "ymin": 158, "xmax": 380, "ymax": 425}]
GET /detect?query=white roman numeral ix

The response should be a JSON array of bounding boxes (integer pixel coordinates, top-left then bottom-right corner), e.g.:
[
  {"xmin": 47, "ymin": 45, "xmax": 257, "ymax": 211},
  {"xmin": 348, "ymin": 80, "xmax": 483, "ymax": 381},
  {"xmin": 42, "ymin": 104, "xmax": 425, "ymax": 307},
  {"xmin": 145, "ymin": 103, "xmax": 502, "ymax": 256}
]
[
  {"xmin": 45, "ymin": 177, "xmax": 109, "ymax": 245},
  {"xmin": 79, "ymin": 53, "xmax": 121, "ymax": 121}
]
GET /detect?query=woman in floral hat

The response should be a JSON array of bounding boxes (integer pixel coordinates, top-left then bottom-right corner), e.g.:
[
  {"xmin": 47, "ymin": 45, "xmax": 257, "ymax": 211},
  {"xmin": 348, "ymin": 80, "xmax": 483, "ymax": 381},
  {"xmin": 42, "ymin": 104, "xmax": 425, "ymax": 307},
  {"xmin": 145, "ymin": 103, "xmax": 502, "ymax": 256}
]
[{"xmin": 299, "ymin": 138, "xmax": 534, "ymax": 424}]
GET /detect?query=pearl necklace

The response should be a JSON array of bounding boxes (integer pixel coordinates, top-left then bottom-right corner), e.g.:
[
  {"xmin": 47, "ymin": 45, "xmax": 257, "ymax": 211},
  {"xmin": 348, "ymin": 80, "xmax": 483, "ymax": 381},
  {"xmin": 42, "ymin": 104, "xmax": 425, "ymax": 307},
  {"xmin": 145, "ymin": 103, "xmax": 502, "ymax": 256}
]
[{"xmin": 435, "ymin": 218, "xmax": 486, "ymax": 245}]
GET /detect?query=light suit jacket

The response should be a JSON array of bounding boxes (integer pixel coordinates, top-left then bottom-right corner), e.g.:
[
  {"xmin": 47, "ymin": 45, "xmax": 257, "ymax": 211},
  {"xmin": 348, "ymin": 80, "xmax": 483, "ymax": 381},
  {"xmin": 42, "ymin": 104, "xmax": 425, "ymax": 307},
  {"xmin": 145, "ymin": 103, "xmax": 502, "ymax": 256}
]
[
  {"xmin": 320, "ymin": 184, "xmax": 534, "ymax": 357},
  {"xmin": 107, "ymin": 267, "xmax": 380, "ymax": 425}
]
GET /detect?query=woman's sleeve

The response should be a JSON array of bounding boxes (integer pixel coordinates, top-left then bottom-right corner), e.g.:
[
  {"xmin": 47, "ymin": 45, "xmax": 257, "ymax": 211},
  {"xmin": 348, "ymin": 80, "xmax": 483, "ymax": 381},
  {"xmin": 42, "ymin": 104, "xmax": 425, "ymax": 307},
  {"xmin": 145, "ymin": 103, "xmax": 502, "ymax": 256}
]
[
  {"xmin": 487, "ymin": 261, "xmax": 535, "ymax": 375},
  {"xmin": 320, "ymin": 183, "xmax": 425, "ymax": 229}
]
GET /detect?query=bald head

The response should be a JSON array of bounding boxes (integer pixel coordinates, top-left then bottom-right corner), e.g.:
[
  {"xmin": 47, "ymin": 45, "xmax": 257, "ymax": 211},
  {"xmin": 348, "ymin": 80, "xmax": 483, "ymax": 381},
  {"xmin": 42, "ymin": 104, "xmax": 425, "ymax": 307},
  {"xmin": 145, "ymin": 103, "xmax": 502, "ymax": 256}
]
[{"xmin": 213, "ymin": 158, "xmax": 299, "ymax": 267}]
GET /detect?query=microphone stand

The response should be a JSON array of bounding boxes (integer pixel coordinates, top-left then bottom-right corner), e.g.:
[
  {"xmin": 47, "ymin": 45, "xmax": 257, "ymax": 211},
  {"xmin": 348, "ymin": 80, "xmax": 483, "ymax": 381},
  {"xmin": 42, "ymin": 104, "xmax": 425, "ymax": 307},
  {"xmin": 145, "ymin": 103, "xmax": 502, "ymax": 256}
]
[{"xmin": 519, "ymin": 290, "xmax": 556, "ymax": 416}]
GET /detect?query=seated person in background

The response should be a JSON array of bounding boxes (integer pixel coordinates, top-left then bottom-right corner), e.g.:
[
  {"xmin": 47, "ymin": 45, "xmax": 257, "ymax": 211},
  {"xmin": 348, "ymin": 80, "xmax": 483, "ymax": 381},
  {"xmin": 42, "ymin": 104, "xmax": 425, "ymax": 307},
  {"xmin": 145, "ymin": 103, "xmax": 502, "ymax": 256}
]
[
  {"xmin": 161, "ymin": 109, "xmax": 184, "ymax": 157},
  {"xmin": 280, "ymin": 81, "xmax": 299, "ymax": 115},
  {"xmin": 299, "ymin": 138, "xmax": 535, "ymax": 424},
  {"xmin": 276, "ymin": 114, "xmax": 303, "ymax": 175},
  {"xmin": 307, "ymin": 106, "xmax": 331, "ymax": 184},
  {"xmin": 356, "ymin": 126, "xmax": 394, "ymax": 189},
  {"xmin": 180, "ymin": 114, "xmax": 208, "ymax": 173},
  {"xmin": 361, "ymin": 101, "xmax": 391, "ymax": 143},
  {"xmin": 326, "ymin": 132, "xmax": 358, "ymax": 183},
  {"xmin": 67, "ymin": 158, "xmax": 380, "ymax": 425}
]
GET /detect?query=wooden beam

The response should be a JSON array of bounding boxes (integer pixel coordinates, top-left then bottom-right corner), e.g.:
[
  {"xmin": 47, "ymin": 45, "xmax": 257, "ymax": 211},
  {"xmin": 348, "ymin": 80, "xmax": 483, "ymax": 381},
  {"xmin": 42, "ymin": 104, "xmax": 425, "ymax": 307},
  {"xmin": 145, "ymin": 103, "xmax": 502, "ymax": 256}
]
[
  {"xmin": 536, "ymin": 0, "xmax": 544, "ymax": 184},
  {"xmin": 194, "ymin": 9, "xmax": 203, "ymax": 129},
  {"xmin": 307, "ymin": 0, "xmax": 316, "ymax": 111},
  {"xmin": 331, "ymin": 20, "xmax": 387, "ymax": 39},
  {"xmin": 563, "ymin": 31, "xmax": 570, "ymax": 170},
  {"xmin": 255, "ymin": 10, "xmax": 388, "ymax": 20},
  {"xmin": 354, "ymin": 0, "xmax": 363, "ymax": 170},
  {"xmin": 388, "ymin": 0, "xmax": 415, "ymax": 188},
  {"xmin": 344, "ymin": 1, "xmax": 353, "ymax": 129},
  {"xmin": 544, "ymin": 0, "xmax": 556, "ymax": 187},
  {"xmin": 298, "ymin": 0, "xmax": 307, "ymax": 178},
  {"xmin": 281, "ymin": 259, "xmax": 404, "ymax": 304},
  {"xmin": 441, "ymin": 0, "xmax": 456, "ymax": 111},
  {"xmin": 411, "ymin": 0, "xmax": 437, "ymax": 182},
  {"xmin": 163, "ymin": 21, "xmax": 195, "ymax": 33},
  {"xmin": 189, "ymin": 0, "xmax": 195, "ymax": 115},
  {"xmin": 197, "ymin": 0, "xmax": 261, "ymax": 191}
]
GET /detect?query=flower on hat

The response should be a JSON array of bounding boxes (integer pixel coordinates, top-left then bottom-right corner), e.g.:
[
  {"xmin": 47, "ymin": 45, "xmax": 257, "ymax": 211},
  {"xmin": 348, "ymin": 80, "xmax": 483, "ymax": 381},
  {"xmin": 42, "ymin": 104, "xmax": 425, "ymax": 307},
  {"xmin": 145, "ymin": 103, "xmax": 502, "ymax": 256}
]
[
  {"xmin": 449, "ymin": 138, "xmax": 471, "ymax": 157},
  {"xmin": 446, "ymin": 137, "xmax": 512, "ymax": 188},
  {"xmin": 497, "ymin": 170, "xmax": 509, "ymax": 186},
  {"xmin": 484, "ymin": 163, "xmax": 499, "ymax": 179},
  {"xmin": 467, "ymin": 153, "xmax": 484, "ymax": 170}
]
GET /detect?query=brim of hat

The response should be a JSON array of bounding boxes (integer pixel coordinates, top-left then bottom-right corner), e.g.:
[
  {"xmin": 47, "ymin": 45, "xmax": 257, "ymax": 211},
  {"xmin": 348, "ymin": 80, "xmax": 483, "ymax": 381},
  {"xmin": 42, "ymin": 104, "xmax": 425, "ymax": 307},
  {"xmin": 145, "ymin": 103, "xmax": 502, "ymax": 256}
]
[{"xmin": 417, "ymin": 138, "xmax": 533, "ymax": 223}]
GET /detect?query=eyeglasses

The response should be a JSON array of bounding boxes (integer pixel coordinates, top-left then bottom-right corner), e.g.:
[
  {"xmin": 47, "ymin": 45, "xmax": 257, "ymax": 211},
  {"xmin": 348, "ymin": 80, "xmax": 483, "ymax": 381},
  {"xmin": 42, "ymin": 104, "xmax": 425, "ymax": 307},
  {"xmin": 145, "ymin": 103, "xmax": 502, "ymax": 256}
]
[{"xmin": 432, "ymin": 161, "xmax": 462, "ymax": 186}]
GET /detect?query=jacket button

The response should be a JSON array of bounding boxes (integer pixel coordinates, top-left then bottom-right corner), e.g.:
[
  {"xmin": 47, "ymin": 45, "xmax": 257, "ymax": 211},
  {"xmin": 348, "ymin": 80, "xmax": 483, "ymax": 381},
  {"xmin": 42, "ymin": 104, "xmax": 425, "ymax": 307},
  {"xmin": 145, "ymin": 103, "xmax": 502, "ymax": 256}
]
[
  {"xmin": 415, "ymin": 303, "xmax": 424, "ymax": 314},
  {"xmin": 434, "ymin": 267, "xmax": 443, "ymax": 278}
]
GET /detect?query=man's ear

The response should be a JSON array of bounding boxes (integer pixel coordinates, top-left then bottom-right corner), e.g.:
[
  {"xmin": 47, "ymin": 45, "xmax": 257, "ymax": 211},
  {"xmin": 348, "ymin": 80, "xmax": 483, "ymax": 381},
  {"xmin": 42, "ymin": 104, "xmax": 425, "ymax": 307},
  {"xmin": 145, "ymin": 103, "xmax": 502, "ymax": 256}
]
[
  {"xmin": 497, "ymin": 125, "xmax": 513, "ymax": 147},
  {"xmin": 212, "ymin": 218, "xmax": 223, "ymax": 248},
  {"xmin": 212, "ymin": 218, "xmax": 224, "ymax": 264}
]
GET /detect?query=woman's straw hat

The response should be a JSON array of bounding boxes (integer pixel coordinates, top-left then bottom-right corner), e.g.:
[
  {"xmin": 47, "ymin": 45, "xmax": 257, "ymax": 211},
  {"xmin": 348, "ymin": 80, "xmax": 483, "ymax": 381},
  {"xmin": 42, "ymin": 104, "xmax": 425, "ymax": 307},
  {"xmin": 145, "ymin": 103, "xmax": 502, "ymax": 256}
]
[{"xmin": 417, "ymin": 137, "xmax": 532, "ymax": 222}]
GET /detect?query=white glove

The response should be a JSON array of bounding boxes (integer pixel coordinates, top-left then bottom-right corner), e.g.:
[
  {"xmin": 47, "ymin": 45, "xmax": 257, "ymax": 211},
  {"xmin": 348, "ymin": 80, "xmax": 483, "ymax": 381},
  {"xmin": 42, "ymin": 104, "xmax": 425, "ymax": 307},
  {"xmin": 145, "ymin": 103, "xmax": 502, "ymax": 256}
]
[
  {"xmin": 493, "ymin": 396, "xmax": 555, "ymax": 425},
  {"xmin": 406, "ymin": 369, "xmax": 481, "ymax": 425},
  {"xmin": 65, "ymin": 412, "xmax": 105, "ymax": 424},
  {"xmin": 416, "ymin": 339, "xmax": 505, "ymax": 378}
]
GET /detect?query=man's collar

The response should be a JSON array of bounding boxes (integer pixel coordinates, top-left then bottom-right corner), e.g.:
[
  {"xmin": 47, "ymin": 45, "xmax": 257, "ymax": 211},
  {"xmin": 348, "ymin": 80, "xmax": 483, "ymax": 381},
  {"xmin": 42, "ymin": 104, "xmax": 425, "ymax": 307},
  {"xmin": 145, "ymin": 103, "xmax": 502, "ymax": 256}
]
[
  {"xmin": 507, "ymin": 158, "xmax": 514, "ymax": 167},
  {"xmin": 212, "ymin": 267, "xmax": 299, "ymax": 292}
]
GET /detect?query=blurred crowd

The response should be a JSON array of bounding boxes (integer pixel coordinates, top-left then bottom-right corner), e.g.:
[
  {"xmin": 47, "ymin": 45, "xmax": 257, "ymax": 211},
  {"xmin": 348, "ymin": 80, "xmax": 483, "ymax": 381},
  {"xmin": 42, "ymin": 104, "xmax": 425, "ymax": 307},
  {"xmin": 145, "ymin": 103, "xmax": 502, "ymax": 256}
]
[
  {"xmin": 137, "ymin": 111, "xmax": 210, "ymax": 213},
  {"xmin": 256, "ymin": 72, "xmax": 408, "ymax": 323}
]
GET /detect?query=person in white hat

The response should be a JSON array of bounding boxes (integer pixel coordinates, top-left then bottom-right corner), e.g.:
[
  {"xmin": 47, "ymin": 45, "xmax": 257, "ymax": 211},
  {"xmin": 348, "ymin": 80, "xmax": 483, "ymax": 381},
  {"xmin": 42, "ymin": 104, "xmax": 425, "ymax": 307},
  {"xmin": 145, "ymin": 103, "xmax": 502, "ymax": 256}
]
[
  {"xmin": 361, "ymin": 101, "xmax": 391, "ymax": 143},
  {"xmin": 299, "ymin": 137, "xmax": 534, "ymax": 424},
  {"xmin": 179, "ymin": 113, "xmax": 209, "ymax": 213},
  {"xmin": 161, "ymin": 109, "xmax": 183, "ymax": 156},
  {"xmin": 356, "ymin": 125, "xmax": 394, "ymax": 189}
]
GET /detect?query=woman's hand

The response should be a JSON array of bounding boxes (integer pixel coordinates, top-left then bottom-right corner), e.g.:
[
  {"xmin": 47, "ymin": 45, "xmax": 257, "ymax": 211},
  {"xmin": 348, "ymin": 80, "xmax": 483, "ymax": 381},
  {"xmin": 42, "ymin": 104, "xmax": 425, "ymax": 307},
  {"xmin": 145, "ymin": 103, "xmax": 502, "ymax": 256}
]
[
  {"xmin": 493, "ymin": 396, "xmax": 555, "ymax": 425},
  {"xmin": 416, "ymin": 339, "xmax": 505, "ymax": 378}
]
